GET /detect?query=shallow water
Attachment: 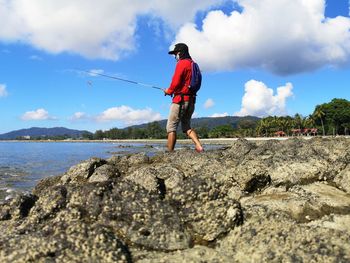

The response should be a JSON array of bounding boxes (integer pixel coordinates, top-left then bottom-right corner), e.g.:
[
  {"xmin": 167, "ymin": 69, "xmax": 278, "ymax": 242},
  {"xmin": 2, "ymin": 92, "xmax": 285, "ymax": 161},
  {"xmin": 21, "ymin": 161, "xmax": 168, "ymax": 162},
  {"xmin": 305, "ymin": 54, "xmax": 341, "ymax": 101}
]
[{"xmin": 0, "ymin": 141, "xmax": 167, "ymax": 201}]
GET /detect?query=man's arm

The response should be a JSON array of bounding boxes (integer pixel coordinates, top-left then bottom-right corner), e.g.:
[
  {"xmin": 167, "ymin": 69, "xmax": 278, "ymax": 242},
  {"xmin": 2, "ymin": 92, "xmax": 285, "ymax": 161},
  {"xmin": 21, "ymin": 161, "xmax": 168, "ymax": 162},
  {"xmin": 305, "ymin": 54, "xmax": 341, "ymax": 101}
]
[{"xmin": 165, "ymin": 62, "xmax": 184, "ymax": 95}]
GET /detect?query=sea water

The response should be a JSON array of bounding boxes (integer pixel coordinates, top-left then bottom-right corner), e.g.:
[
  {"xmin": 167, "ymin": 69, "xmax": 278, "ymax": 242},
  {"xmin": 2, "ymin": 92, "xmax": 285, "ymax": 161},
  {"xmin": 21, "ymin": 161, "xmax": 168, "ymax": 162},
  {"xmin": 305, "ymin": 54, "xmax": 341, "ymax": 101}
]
[{"xmin": 0, "ymin": 141, "xmax": 167, "ymax": 202}]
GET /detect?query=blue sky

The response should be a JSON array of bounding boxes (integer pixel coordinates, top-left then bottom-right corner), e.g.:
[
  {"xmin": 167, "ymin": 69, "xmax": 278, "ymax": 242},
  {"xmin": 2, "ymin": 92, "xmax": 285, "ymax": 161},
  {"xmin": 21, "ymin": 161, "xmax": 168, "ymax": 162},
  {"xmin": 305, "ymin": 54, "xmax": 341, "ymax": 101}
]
[{"xmin": 0, "ymin": 0, "xmax": 349, "ymax": 134}]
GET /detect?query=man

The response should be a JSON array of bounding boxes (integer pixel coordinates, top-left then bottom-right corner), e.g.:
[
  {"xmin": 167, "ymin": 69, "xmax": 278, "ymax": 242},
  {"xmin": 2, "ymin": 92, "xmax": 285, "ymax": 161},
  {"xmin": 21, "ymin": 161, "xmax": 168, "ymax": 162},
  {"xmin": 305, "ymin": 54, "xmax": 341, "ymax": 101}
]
[{"xmin": 164, "ymin": 43, "xmax": 204, "ymax": 152}]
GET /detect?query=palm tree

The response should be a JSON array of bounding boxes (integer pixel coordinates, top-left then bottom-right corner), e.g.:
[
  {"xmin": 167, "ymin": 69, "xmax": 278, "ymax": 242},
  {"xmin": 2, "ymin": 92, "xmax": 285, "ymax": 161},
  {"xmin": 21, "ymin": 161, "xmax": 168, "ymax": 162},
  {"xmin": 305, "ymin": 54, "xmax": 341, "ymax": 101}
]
[
  {"xmin": 313, "ymin": 108, "xmax": 325, "ymax": 136},
  {"xmin": 294, "ymin": 114, "xmax": 303, "ymax": 130},
  {"xmin": 257, "ymin": 119, "xmax": 268, "ymax": 137},
  {"xmin": 278, "ymin": 117, "xmax": 291, "ymax": 135}
]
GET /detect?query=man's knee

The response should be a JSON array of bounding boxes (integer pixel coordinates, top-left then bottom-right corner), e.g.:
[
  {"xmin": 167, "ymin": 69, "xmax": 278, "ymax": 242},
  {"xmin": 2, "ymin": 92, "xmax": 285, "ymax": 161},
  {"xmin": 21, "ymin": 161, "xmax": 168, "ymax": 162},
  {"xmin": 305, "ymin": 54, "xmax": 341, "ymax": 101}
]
[
  {"xmin": 166, "ymin": 120, "xmax": 178, "ymax": 133},
  {"xmin": 186, "ymin": 129, "xmax": 193, "ymax": 136},
  {"xmin": 167, "ymin": 126, "xmax": 177, "ymax": 133}
]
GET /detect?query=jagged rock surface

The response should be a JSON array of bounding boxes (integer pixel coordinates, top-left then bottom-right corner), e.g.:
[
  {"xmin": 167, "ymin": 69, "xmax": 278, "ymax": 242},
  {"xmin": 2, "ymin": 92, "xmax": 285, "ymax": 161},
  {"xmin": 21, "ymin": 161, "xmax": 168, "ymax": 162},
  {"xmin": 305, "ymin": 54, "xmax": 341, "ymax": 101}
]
[{"xmin": 0, "ymin": 138, "xmax": 350, "ymax": 262}]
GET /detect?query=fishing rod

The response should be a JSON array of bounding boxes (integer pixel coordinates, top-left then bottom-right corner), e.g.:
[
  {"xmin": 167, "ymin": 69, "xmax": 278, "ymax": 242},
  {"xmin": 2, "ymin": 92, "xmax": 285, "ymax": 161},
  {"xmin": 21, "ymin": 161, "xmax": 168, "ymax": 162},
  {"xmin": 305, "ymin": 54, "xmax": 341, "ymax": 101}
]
[{"xmin": 81, "ymin": 70, "xmax": 164, "ymax": 91}]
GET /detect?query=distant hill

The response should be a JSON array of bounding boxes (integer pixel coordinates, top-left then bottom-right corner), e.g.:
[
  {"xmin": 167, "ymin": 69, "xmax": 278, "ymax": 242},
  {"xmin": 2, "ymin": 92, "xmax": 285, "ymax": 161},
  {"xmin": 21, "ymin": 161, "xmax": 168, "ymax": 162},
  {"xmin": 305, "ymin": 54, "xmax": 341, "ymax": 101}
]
[
  {"xmin": 0, "ymin": 116, "xmax": 260, "ymax": 140},
  {"xmin": 125, "ymin": 116, "xmax": 260, "ymax": 130},
  {"xmin": 0, "ymin": 127, "xmax": 92, "ymax": 140}
]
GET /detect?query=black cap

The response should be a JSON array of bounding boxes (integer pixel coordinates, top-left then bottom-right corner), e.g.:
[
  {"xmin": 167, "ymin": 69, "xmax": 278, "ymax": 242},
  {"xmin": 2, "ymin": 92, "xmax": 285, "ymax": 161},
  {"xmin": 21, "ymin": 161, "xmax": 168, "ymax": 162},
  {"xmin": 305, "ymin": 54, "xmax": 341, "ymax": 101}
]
[{"xmin": 168, "ymin": 43, "xmax": 189, "ymax": 55}]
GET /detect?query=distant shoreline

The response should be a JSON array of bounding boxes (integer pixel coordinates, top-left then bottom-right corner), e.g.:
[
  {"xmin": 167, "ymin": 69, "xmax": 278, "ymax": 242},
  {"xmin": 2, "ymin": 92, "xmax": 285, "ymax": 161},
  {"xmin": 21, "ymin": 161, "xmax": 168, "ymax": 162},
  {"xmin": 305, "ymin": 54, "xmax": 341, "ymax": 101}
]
[{"xmin": 1, "ymin": 136, "xmax": 349, "ymax": 144}]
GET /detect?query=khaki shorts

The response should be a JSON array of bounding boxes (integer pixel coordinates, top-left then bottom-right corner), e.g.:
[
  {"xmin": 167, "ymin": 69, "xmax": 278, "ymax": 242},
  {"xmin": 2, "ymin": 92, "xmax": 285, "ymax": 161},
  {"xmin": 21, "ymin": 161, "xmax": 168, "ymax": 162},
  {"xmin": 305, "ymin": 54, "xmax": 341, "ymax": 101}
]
[{"xmin": 166, "ymin": 101, "xmax": 195, "ymax": 133}]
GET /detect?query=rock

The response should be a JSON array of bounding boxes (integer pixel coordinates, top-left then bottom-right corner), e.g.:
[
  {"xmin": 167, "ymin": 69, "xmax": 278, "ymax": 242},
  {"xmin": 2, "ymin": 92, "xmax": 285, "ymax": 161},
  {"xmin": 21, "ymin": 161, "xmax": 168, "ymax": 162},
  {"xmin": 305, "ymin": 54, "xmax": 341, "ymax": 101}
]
[
  {"xmin": 241, "ymin": 182, "xmax": 350, "ymax": 222},
  {"xmin": 168, "ymin": 176, "xmax": 243, "ymax": 242},
  {"xmin": 134, "ymin": 245, "xmax": 232, "ymax": 263},
  {"xmin": 0, "ymin": 222, "xmax": 132, "ymax": 262},
  {"xmin": 0, "ymin": 194, "xmax": 37, "ymax": 221},
  {"xmin": 60, "ymin": 157, "xmax": 107, "ymax": 184},
  {"xmin": 98, "ymin": 180, "xmax": 192, "ymax": 251},
  {"xmin": 22, "ymin": 185, "xmax": 68, "ymax": 226},
  {"xmin": 125, "ymin": 164, "xmax": 184, "ymax": 194},
  {"xmin": 0, "ymin": 138, "xmax": 350, "ymax": 262},
  {"xmin": 217, "ymin": 205, "xmax": 350, "ymax": 262},
  {"xmin": 88, "ymin": 164, "xmax": 120, "ymax": 183},
  {"xmin": 334, "ymin": 164, "xmax": 350, "ymax": 193},
  {"xmin": 32, "ymin": 175, "xmax": 61, "ymax": 196},
  {"xmin": 307, "ymin": 214, "xmax": 350, "ymax": 232}
]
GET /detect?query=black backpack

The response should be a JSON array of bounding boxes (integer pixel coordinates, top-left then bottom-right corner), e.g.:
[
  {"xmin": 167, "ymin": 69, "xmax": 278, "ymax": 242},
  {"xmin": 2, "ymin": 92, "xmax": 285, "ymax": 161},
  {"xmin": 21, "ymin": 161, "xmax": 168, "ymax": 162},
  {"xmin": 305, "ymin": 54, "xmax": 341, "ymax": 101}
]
[{"xmin": 188, "ymin": 61, "xmax": 202, "ymax": 94}]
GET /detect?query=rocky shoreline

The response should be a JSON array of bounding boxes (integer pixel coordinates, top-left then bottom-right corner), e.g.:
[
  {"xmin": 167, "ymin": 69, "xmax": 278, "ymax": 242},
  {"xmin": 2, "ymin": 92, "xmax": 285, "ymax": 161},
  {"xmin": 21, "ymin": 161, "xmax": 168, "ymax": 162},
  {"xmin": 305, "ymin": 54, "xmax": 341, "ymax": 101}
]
[{"xmin": 0, "ymin": 137, "xmax": 349, "ymax": 262}]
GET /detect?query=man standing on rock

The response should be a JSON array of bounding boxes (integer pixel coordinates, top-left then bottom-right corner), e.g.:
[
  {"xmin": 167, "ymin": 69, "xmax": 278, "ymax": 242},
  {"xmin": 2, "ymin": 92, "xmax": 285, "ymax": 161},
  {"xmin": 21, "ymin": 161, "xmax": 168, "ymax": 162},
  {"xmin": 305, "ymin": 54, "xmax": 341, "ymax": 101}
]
[{"xmin": 164, "ymin": 43, "xmax": 204, "ymax": 152}]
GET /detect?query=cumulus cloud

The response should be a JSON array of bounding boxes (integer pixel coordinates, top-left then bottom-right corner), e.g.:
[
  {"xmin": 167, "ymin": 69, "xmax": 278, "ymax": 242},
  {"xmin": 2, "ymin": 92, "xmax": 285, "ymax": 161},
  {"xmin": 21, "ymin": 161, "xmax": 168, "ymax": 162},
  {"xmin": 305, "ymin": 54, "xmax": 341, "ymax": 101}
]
[
  {"xmin": 3, "ymin": 1, "xmax": 348, "ymax": 75},
  {"xmin": 0, "ymin": 84, "xmax": 8, "ymax": 97},
  {"xmin": 21, "ymin": 108, "xmax": 56, "ymax": 121},
  {"xmin": 204, "ymin": 98, "xmax": 215, "ymax": 109},
  {"xmin": 173, "ymin": 0, "xmax": 350, "ymax": 75},
  {"xmin": 96, "ymin": 105, "xmax": 162, "ymax": 125},
  {"xmin": 210, "ymin": 112, "xmax": 229, "ymax": 117},
  {"xmin": 0, "ymin": 0, "xmax": 221, "ymax": 60},
  {"xmin": 235, "ymin": 80, "xmax": 293, "ymax": 117}
]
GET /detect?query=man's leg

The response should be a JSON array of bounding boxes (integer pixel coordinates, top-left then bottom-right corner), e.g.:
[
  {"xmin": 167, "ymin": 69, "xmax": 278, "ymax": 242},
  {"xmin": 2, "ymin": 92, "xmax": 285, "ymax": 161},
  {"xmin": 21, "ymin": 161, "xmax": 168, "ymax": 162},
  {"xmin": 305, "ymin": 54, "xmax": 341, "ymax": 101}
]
[
  {"xmin": 181, "ymin": 100, "xmax": 203, "ymax": 152},
  {"xmin": 167, "ymin": 131, "xmax": 177, "ymax": 151},
  {"xmin": 186, "ymin": 129, "xmax": 203, "ymax": 152},
  {"xmin": 166, "ymin": 103, "xmax": 180, "ymax": 151}
]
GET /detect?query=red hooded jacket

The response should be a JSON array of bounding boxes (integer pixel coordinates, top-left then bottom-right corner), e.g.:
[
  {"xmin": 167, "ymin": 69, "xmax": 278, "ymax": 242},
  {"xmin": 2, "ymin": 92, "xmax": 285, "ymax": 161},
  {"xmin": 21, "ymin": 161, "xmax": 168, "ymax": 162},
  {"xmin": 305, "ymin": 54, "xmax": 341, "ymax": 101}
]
[{"xmin": 166, "ymin": 59, "xmax": 193, "ymax": 104}]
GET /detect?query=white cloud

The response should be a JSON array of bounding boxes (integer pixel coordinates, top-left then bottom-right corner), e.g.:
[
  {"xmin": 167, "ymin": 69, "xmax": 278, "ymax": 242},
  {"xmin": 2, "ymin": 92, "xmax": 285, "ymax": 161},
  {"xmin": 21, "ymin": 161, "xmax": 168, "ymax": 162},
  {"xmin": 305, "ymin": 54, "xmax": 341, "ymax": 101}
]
[
  {"xmin": 0, "ymin": 84, "xmax": 8, "ymax": 97},
  {"xmin": 204, "ymin": 98, "xmax": 215, "ymax": 109},
  {"xmin": 86, "ymin": 69, "xmax": 104, "ymax": 77},
  {"xmin": 96, "ymin": 105, "xmax": 162, "ymax": 125},
  {"xmin": 29, "ymin": 55, "xmax": 43, "ymax": 61},
  {"xmin": 0, "ymin": 0, "xmax": 221, "ymax": 60},
  {"xmin": 3, "ymin": 1, "xmax": 348, "ymax": 75},
  {"xmin": 210, "ymin": 112, "xmax": 229, "ymax": 117},
  {"xmin": 173, "ymin": 0, "xmax": 350, "ymax": 75},
  {"xmin": 21, "ymin": 108, "xmax": 56, "ymax": 121},
  {"xmin": 235, "ymin": 80, "xmax": 293, "ymax": 117},
  {"xmin": 69, "ymin": 112, "xmax": 88, "ymax": 121}
]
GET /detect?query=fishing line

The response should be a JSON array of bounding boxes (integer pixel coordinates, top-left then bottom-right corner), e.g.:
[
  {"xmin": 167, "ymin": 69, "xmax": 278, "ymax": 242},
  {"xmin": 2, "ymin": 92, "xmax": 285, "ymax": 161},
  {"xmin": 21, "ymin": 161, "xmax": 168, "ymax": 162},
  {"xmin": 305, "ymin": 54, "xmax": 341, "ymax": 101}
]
[{"xmin": 80, "ymin": 70, "xmax": 164, "ymax": 91}]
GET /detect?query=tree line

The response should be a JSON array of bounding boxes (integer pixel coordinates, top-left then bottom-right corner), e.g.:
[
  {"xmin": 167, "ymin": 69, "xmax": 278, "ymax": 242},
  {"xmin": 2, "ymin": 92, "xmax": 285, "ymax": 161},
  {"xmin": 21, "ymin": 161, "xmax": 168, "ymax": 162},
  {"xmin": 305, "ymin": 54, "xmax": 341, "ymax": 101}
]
[
  {"xmin": 88, "ymin": 98, "xmax": 349, "ymax": 139},
  {"xmin": 16, "ymin": 98, "xmax": 348, "ymax": 140},
  {"xmin": 255, "ymin": 98, "xmax": 350, "ymax": 137}
]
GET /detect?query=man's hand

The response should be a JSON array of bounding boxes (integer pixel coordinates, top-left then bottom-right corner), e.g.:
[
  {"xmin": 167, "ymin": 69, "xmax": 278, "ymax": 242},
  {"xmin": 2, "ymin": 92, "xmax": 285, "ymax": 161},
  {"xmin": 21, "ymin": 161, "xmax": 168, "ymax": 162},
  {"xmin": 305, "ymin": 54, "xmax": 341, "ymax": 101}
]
[{"xmin": 164, "ymin": 88, "xmax": 170, "ymax": 96}]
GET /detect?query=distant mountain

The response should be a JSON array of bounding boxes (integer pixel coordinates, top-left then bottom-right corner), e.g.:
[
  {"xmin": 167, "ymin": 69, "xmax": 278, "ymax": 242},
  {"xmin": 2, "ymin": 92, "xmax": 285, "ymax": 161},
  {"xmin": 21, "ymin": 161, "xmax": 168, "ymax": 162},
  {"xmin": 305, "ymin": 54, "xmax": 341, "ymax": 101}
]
[
  {"xmin": 0, "ymin": 127, "xmax": 92, "ymax": 140},
  {"xmin": 125, "ymin": 116, "xmax": 260, "ymax": 130}
]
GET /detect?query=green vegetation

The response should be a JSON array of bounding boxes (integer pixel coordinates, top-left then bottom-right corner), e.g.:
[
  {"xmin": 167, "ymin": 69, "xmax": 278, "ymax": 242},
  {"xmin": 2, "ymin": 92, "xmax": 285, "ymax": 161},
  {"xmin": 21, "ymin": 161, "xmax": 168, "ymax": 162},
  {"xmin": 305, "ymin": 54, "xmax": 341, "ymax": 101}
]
[
  {"xmin": 93, "ymin": 122, "xmax": 167, "ymax": 140},
  {"xmin": 313, "ymin": 98, "xmax": 350, "ymax": 136},
  {"xmin": 89, "ymin": 98, "xmax": 349, "ymax": 139},
  {"xmin": 255, "ymin": 98, "xmax": 350, "ymax": 137},
  {"xmin": 11, "ymin": 98, "xmax": 349, "ymax": 140}
]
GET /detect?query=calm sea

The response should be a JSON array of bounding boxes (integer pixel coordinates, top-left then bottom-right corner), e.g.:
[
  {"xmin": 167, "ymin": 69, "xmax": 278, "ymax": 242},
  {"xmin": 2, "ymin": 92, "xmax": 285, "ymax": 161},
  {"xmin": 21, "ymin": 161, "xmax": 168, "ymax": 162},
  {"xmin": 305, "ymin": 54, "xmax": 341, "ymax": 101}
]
[{"xmin": 0, "ymin": 141, "xmax": 167, "ymax": 202}]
